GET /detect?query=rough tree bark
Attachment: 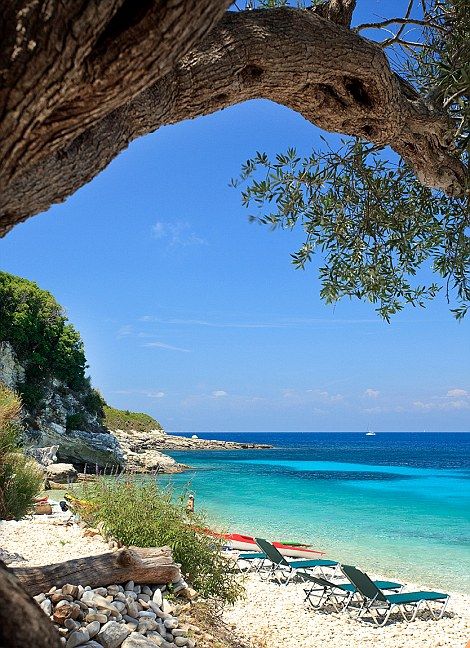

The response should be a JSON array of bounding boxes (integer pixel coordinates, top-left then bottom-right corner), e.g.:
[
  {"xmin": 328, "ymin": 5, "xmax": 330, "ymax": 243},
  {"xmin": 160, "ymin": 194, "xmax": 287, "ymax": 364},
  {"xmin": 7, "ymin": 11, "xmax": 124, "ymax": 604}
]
[
  {"xmin": 0, "ymin": 1, "xmax": 466, "ymax": 236},
  {"xmin": 0, "ymin": 560, "xmax": 61, "ymax": 648},
  {"xmin": 10, "ymin": 547, "xmax": 181, "ymax": 596}
]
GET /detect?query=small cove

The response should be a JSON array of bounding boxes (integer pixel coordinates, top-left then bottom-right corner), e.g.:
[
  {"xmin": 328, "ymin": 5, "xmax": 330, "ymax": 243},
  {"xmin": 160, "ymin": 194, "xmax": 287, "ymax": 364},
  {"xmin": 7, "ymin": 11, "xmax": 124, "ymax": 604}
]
[{"xmin": 159, "ymin": 432, "xmax": 470, "ymax": 594}]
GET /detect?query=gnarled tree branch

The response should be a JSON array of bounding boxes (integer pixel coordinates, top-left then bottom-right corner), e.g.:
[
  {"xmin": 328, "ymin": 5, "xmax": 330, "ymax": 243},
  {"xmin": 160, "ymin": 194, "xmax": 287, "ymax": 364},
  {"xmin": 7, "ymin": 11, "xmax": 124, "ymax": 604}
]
[{"xmin": 0, "ymin": 5, "xmax": 466, "ymax": 235}]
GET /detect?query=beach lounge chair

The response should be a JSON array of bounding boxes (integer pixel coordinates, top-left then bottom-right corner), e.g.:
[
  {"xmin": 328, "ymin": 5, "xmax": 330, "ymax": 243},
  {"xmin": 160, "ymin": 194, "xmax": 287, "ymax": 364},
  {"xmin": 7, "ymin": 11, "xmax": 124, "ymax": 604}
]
[
  {"xmin": 236, "ymin": 551, "xmax": 266, "ymax": 572},
  {"xmin": 341, "ymin": 564, "xmax": 449, "ymax": 626},
  {"xmin": 302, "ymin": 572, "xmax": 402, "ymax": 611},
  {"xmin": 255, "ymin": 538, "xmax": 338, "ymax": 585}
]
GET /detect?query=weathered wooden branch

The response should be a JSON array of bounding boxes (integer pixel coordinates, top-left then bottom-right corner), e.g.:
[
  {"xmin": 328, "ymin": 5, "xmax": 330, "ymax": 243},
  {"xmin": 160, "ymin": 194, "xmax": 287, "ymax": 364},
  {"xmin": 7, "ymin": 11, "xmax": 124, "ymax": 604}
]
[
  {"xmin": 0, "ymin": 3, "xmax": 466, "ymax": 235},
  {"xmin": 10, "ymin": 547, "xmax": 181, "ymax": 596},
  {"xmin": 0, "ymin": 560, "xmax": 61, "ymax": 648}
]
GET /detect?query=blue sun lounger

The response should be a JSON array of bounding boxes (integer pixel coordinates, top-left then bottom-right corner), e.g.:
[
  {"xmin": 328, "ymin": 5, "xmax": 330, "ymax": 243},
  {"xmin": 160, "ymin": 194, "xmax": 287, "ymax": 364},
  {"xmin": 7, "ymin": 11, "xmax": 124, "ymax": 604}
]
[
  {"xmin": 342, "ymin": 564, "xmax": 449, "ymax": 626},
  {"xmin": 236, "ymin": 551, "xmax": 266, "ymax": 572},
  {"xmin": 302, "ymin": 572, "xmax": 403, "ymax": 611},
  {"xmin": 255, "ymin": 537, "xmax": 338, "ymax": 584}
]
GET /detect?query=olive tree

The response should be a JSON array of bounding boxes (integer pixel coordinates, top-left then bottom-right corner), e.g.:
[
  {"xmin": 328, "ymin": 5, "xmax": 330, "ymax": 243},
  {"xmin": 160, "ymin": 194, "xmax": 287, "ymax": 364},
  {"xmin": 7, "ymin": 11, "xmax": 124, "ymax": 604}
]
[{"xmin": 1, "ymin": 0, "xmax": 468, "ymax": 316}]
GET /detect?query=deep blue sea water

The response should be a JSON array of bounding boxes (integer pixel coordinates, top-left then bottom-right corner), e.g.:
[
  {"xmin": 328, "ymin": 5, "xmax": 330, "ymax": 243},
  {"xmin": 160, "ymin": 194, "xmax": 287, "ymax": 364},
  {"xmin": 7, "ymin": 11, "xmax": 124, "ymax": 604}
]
[{"xmin": 160, "ymin": 432, "xmax": 470, "ymax": 593}]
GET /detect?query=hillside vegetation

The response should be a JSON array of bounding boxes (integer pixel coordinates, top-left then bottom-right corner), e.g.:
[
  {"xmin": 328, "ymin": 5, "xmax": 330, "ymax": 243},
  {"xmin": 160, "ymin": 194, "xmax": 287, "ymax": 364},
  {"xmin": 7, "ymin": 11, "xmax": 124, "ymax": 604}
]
[
  {"xmin": 0, "ymin": 271, "xmax": 102, "ymax": 416},
  {"xmin": 103, "ymin": 405, "xmax": 163, "ymax": 434}
]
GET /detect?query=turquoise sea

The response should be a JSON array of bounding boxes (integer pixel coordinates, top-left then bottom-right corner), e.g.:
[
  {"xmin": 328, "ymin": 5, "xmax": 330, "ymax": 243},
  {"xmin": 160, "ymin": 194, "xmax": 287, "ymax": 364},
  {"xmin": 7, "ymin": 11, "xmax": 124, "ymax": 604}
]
[{"xmin": 161, "ymin": 432, "xmax": 470, "ymax": 594}]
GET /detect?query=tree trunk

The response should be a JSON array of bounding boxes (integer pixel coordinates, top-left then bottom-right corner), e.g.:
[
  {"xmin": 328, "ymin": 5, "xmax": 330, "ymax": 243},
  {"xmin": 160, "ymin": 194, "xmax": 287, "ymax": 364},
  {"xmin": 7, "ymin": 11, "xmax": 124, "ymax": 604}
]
[
  {"xmin": 10, "ymin": 547, "xmax": 181, "ymax": 596},
  {"xmin": 0, "ymin": 560, "xmax": 61, "ymax": 648},
  {"xmin": 0, "ymin": 3, "xmax": 465, "ymax": 235}
]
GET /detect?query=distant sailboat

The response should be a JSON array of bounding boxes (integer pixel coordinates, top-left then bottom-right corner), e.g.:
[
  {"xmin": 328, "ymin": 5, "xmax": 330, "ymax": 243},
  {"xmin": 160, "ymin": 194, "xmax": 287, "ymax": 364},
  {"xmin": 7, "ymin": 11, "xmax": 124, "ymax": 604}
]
[{"xmin": 365, "ymin": 429, "xmax": 376, "ymax": 436}]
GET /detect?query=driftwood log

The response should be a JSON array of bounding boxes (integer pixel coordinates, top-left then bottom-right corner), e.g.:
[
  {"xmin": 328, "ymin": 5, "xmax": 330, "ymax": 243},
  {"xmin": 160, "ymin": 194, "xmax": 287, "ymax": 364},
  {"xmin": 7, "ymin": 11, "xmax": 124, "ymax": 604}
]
[
  {"xmin": 0, "ymin": 560, "xmax": 61, "ymax": 648},
  {"xmin": 11, "ymin": 547, "xmax": 181, "ymax": 597}
]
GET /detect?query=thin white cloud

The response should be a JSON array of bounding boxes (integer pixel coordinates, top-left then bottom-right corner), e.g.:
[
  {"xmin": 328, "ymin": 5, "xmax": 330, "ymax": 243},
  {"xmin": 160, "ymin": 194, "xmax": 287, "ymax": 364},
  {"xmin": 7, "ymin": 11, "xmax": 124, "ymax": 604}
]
[
  {"xmin": 138, "ymin": 315, "xmax": 378, "ymax": 328},
  {"xmin": 152, "ymin": 221, "xmax": 207, "ymax": 247},
  {"xmin": 446, "ymin": 388, "xmax": 468, "ymax": 398},
  {"xmin": 413, "ymin": 387, "xmax": 470, "ymax": 411},
  {"xmin": 112, "ymin": 388, "xmax": 166, "ymax": 399},
  {"xmin": 364, "ymin": 388, "xmax": 380, "ymax": 398},
  {"xmin": 117, "ymin": 324, "xmax": 133, "ymax": 338},
  {"xmin": 212, "ymin": 390, "xmax": 227, "ymax": 398},
  {"xmin": 143, "ymin": 341, "xmax": 191, "ymax": 353}
]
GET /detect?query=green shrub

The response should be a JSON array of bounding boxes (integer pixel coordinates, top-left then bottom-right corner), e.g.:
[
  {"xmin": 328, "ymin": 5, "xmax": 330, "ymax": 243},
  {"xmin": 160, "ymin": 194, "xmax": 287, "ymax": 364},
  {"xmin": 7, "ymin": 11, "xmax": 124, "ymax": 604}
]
[
  {"xmin": 66, "ymin": 413, "xmax": 88, "ymax": 431},
  {"xmin": 0, "ymin": 271, "xmax": 88, "ymax": 406},
  {"xmin": 103, "ymin": 406, "xmax": 162, "ymax": 433},
  {"xmin": 0, "ymin": 383, "xmax": 42, "ymax": 520},
  {"xmin": 81, "ymin": 478, "xmax": 242, "ymax": 604}
]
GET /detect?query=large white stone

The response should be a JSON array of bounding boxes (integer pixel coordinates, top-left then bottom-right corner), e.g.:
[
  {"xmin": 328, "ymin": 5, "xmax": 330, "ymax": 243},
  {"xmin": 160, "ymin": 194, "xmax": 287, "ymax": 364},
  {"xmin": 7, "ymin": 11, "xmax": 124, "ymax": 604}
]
[{"xmin": 96, "ymin": 620, "xmax": 130, "ymax": 648}]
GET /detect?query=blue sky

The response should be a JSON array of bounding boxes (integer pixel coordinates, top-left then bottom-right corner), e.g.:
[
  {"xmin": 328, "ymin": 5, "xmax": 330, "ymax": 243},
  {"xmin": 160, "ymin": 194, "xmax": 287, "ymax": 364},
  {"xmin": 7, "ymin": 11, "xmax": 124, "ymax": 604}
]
[{"xmin": 1, "ymin": 10, "xmax": 469, "ymax": 432}]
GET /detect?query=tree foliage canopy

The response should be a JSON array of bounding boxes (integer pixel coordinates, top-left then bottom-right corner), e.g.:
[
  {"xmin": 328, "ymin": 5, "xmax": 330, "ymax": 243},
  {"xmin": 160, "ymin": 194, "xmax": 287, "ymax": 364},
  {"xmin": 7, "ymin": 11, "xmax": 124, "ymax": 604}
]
[
  {"xmin": 234, "ymin": 0, "xmax": 469, "ymax": 319},
  {"xmin": 0, "ymin": 272, "xmax": 89, "ymax": 409}
]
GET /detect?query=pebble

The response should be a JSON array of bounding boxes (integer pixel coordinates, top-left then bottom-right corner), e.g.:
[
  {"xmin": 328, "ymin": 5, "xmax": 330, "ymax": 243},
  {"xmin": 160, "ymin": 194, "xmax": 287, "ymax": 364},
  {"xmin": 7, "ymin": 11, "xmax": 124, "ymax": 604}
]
[
  {"xmin": 125, "ymin": 619, "xmax": 139, "ymax": 632},
  {"xmin": 124, "ymin": 581, "xmax": 135, "ymax": 591},
  {"xmin": 163, "ymin": 618, "xmax": 178, "ymax": 630},
  {"xmin": 34, "ymin": 592, "xmax": 46, "ymax": 604},
  {"xmin": 152, "ymin": 590, "xmax": 163, "ymax": 607},
  {"xmin": 122, "ymin": 634, "xmax": 157, "ymax": 647},
  {"xmin": 64, "ymin": 620, "xmax": 81, "ymax": 632},
  {"xmin": 96, "ymin": 620, "xmax": 130, "ymax": 648},
  {"xmin": 65, "ymin": 629, "xmax": 90, "ymax": 648},
  {"xmin": 62, "ymin": 584, "xmax": 80, "ymax": 598},
  {"xmin": 126, "ymin": 601, "xmax": 140, "ymax": 618},
  {"xmin": 40, "ymin": 598, "xmax": 52, "ymax": 615},
  {"xmin": 85, "ymin": 612, "xmax": 108, "ymax": 624},
  {"xmin": 85, "ymin": 621, "xmax": 101, "ymax": 639},
  {"xmin": 161, "ymin": 600, "xmax": 173, "ymax": 615}
]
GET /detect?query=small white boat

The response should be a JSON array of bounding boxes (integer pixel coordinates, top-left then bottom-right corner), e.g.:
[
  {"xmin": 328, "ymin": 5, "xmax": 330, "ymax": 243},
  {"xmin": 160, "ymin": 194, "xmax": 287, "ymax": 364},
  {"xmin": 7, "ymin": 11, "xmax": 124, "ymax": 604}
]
[{"xmin": 365, "ymin": 430, "xmax": 376, "ymax": 436}]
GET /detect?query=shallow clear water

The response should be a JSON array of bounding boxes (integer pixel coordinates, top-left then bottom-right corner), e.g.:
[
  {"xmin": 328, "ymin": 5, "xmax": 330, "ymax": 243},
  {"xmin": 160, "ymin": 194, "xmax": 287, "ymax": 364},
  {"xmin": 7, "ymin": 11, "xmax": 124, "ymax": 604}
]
[{"xmin": 160, "ymin": 432, "xmax": 470, "ymax": 594}]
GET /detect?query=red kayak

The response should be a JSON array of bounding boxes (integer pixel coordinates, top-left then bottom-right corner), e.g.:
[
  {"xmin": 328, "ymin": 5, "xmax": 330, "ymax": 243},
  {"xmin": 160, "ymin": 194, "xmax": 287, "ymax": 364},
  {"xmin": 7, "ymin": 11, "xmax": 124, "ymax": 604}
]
[{"xmin": 206, "ymin": 530, "xmax": 325, "ymax": 558}]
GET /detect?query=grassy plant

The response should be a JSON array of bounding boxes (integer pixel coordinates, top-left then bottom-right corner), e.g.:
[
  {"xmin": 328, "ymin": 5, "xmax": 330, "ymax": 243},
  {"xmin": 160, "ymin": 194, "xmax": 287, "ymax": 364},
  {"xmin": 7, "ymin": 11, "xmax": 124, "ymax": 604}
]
[
  {"xmin": 80, "ymin": 477, "xmax": 242, "ymax": 604},
  {"xmin": 0, "ymin": 383, "xmax": 42, "ymax": 520},
  {"xmin": 103, "ymin": 405, "xmax": 163, "ymax": 433}
]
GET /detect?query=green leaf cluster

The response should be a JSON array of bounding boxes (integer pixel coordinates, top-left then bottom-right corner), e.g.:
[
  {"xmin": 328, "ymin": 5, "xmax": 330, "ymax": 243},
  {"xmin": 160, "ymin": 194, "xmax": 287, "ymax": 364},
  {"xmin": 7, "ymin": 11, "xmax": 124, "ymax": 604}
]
[
  {"xmin": 80, "ymin": 477, "xmax": 242, "ymax": 604},
  {"xmin": 234, "ymin": 139, "xmax": 469, "ymax": 320},
  {"xmin": 0, "ymin": 272, "xmax": 92, "ymax": 409}
]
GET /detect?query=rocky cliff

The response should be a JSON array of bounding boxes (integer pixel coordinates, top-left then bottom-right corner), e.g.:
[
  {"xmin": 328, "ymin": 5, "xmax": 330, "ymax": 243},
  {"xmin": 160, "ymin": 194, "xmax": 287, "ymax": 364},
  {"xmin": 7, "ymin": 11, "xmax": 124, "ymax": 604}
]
[{"xmin": 0, "ymin": 341, "xmax": 123, "ymax": 468}]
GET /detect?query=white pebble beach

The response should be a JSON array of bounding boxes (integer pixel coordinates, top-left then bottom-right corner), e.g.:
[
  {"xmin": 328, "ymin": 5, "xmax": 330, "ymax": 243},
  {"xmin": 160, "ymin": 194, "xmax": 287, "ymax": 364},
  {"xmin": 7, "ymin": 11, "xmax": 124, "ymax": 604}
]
[{"xmin": 1, "ymin": 513, "xmax": 469, "ymax": 648}]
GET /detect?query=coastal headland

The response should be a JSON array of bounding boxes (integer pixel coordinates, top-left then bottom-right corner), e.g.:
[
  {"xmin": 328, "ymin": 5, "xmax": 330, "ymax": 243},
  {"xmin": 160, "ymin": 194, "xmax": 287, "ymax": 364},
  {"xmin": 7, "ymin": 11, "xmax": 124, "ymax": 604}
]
[{"xmin": 111, "ymin": 428, "xmax": 272, "ymax": 474}]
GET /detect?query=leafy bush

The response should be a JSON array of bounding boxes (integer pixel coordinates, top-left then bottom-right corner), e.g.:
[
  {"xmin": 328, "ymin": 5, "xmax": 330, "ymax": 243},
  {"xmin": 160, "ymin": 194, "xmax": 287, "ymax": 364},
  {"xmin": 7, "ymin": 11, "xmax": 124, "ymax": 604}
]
[
  {"xmin": 80, "ymin": 478, "xmax": 241, "ymax": 604},
  {"xmin": 0, "ymin": 383, "xmax": 42, "ymax": 520},
  {"xmin": 66, "ymin": 413, "xmax": 89, "ymax": 431},
  {"xmin": 0, "ymin": 272, "xmax": 91, "ymax": 405},
  {"xmin": 103, "ymin": 406, "xmax": 162, "ymax": 433}
]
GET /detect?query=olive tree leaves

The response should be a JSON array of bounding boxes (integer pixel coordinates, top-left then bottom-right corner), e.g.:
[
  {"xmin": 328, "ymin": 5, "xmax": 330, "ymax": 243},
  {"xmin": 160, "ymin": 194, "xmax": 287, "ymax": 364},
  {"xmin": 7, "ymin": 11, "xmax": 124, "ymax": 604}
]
[{"xmin": 232, "ymin": 139, "xmax": 469, "ymax": 320}]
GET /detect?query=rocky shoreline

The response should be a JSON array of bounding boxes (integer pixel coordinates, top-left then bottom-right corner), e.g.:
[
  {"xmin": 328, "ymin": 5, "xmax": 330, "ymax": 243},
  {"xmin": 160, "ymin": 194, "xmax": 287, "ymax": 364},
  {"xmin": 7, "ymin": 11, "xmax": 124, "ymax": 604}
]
[{"xmin": 110, "ymin": 429, "xmax": 272, "ymax": 474}]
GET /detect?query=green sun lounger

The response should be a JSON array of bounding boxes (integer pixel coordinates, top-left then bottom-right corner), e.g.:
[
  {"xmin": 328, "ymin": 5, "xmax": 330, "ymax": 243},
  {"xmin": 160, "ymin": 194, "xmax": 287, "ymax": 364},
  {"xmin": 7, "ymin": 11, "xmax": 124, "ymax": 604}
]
[
  {"xmin": 236, "ymin": 551, "xmax": 266, "ymax": 572},
  {"xmin": 255, "ymin": 537, "xmax": 338, "ymax": 584},
  {"xmin": 302, "ymin": 572, "xmax": 402, "ymax": 611},
  {"xmin": 341, "ymin": 565, "xmax": 449, "ymax": 626}
]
